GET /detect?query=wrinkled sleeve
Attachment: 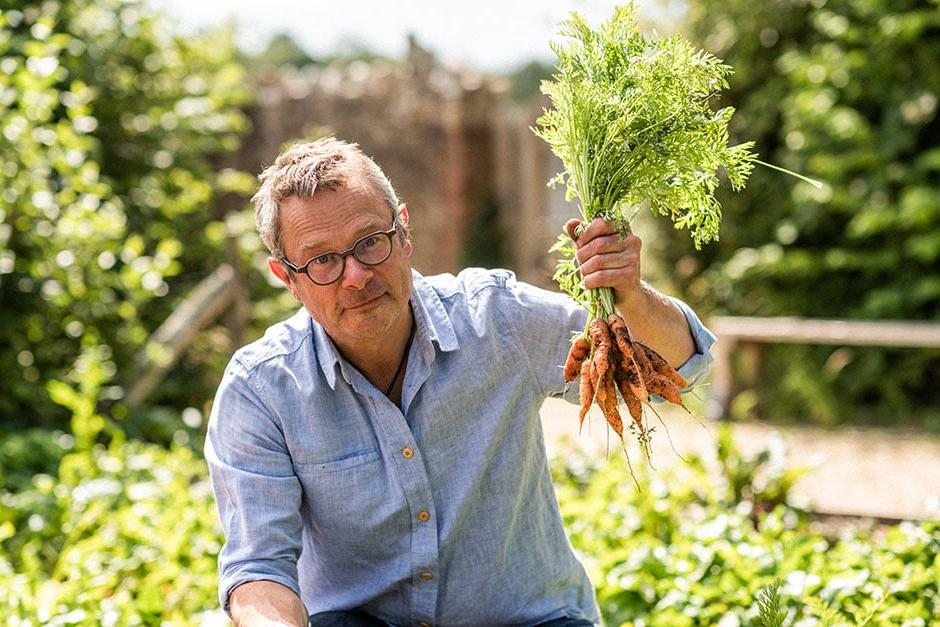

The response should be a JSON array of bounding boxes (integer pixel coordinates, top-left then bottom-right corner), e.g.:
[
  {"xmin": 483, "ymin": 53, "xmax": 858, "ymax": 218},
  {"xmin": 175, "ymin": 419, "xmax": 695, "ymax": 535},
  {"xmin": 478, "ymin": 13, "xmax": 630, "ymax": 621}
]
[
  {"xmin": 667, "ymin": 295, "xmax": 716, "ymax": 389},
  {"xmin": 204, "ymin": 359, "xmax": 304, "ymax": 615},
  {"xmin": 493, "ymin": 272, "xmax": 715, "ymax": 402},
  {"xmin": 492, "ymin": 272, "xmax": 589, "ymax": 399}
]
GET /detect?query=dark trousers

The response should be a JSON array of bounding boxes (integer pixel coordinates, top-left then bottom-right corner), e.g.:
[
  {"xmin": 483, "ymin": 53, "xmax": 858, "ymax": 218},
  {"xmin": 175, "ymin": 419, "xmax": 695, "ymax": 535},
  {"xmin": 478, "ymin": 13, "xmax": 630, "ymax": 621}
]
[{"xmin": 308, "ymin": 610, "xmax": 594, "ymax": 627}]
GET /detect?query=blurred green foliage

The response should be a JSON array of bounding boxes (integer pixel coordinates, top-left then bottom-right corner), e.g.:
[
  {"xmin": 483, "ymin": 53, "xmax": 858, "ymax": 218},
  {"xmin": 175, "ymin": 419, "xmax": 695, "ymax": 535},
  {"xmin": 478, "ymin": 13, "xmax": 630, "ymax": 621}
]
[
  {"xmin": 654, "ymin": 0, "xmax": 940, "ymax": 428},
  {"xmin": 0, "ymin": 0, "xmax": 253, "ymax": 434},
  {"xmin": 0, "ymin": 431, "xmax": 225, "ymax": 624},
  {"xmin": 1, "ymin": 0, "xmax": 938, "ymax": 623},
  {"xmin": 2, "ymin": 415, "xmax": 936, "ymax": 623},
  {"xmin": 555, "ymin": 428, "xmax": 939, "ymax": 625}
]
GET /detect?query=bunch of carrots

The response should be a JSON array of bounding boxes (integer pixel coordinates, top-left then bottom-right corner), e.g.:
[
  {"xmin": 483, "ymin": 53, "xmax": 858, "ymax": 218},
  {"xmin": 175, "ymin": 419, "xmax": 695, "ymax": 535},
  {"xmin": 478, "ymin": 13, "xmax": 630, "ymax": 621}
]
[
  {"xmin": 537, "ymin": 5, "xmax": 818, "ymax": 453},
  {"xmin": 563, "ymin": 313, "xmax": 687, "ymax": 453}
]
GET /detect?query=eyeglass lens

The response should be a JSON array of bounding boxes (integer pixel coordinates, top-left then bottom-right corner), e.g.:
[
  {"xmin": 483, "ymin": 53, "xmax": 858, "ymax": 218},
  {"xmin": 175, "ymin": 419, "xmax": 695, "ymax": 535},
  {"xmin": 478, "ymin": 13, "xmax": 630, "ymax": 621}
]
[{"xmin": 306, "ymin": 231, "xmax": 393, "ymax": 284}]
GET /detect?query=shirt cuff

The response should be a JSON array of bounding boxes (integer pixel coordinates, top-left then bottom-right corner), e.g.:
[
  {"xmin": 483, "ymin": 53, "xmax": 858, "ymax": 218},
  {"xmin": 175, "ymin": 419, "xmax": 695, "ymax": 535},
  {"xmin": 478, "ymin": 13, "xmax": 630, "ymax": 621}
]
[
  {"xmin": 221, "ymin": 572, "xmax": 302, "ymax": 616},
  {"xmin": 667, "ymin": 295, "xmax": 716, "ymax": 390}
]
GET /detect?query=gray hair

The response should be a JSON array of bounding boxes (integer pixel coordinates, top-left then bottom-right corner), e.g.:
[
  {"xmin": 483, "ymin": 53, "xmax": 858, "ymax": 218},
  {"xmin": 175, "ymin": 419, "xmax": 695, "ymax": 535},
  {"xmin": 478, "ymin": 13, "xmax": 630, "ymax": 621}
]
[{"xmin": 252, "ymin": 137, "xmax": 401, "ymax": 257}]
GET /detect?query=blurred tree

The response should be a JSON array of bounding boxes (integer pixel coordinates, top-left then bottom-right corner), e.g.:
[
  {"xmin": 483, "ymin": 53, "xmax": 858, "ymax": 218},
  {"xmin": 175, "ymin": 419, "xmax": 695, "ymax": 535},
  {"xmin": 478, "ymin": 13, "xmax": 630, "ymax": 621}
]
[
  {"xmin": 240, "ymin": 31, "xmax": 394, "ymax": 75},
  {"xmin": 506, "ymin": 59, "xmax": 554, "ymax": 103},
  {"xmin": 241, "ymin": 31, "xmax": 317, "ymax": 72},
  {"xmin": 0, "ymin": 0, "xmax": 252, "ymax": 434},
  {"xmin": 660, "ymin": 0, "xmax": 940, "ymax": 427},
  {"xmin": 258, "ymin": 32, "xmax": 317, "ymax": 67}
]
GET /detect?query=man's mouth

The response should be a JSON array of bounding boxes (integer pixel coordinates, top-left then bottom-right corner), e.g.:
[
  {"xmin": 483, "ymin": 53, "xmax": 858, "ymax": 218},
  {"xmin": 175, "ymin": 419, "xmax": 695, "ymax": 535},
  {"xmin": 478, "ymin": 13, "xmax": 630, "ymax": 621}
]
[{"xmin": 345, "ymin": 292, "xmax": 384, "ymax": 310}]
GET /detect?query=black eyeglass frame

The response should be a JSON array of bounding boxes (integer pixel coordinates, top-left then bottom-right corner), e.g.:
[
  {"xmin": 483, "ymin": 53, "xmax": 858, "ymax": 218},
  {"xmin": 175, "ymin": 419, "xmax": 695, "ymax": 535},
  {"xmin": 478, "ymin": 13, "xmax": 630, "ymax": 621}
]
[{"xmin": 278, "ymin": 222, "xmax": 399, "ymax": 286}]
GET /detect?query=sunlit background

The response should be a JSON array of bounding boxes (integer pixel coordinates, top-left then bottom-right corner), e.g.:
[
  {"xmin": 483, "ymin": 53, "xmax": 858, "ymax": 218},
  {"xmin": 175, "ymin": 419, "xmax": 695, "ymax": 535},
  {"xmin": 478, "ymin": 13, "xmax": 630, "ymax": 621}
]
[
  {"xmin": 1, "ymin": 0, "xmax": 938, "ymax": 624},
  {"xmin": 149, "ymin": 0, "xmax": 684, "ymax": 72}
]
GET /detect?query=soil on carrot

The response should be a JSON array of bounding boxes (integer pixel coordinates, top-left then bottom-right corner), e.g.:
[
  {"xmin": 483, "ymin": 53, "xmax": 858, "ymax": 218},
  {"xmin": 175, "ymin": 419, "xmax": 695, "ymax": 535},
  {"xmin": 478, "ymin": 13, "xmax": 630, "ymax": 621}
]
[{"xmin": 564, "ymin": 313, "xmax": 691, "ymax": 461}]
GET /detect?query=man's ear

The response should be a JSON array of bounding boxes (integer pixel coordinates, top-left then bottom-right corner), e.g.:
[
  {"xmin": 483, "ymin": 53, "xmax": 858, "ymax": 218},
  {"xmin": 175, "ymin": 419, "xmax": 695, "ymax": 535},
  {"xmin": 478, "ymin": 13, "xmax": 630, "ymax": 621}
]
[
  {"xmin": 398, "ymin": 203, "xmax": 413, "ymax": 257},
  {"xmin": 268, "ymin": 257, "xmax": 301, "ymax": 301}
]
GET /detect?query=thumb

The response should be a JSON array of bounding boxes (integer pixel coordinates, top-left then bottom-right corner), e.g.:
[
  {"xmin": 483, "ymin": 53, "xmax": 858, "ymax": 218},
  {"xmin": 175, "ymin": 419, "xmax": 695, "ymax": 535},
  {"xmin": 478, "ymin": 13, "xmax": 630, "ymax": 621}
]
[{"xmin": 564, "ymin": 219, "xmax": 583, "ymax": 242}]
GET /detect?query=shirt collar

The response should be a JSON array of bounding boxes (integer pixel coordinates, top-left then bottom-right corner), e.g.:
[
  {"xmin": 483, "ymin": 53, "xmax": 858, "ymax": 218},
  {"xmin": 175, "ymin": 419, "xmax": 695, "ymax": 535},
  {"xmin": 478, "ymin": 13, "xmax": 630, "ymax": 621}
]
[
  {"xmin": 411, "ymin": 269, "xmax": 459, "ymax": 354},
  {"xmin": 309, "ymin": 269, "xmax": 459, "ymax": 390},
  {"xmin": 311, "ymin": 315, "xmax": 341, "ymax": 390}
]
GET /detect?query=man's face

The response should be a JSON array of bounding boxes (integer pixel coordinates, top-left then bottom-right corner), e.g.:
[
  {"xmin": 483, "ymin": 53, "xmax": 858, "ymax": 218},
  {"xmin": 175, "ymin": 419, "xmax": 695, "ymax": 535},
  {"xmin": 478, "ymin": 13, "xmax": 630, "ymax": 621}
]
[{"xmin": 268, "ymin": 174, "xmax": 413, "ymax": 357}]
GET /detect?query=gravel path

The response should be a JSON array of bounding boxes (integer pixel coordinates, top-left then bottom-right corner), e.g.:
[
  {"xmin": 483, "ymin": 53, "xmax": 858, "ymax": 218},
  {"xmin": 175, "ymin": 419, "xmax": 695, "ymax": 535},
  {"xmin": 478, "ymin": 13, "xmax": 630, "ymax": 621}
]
[{"xmin": 540, "ymin": 398, "xmax": 940, "ymax": 521}]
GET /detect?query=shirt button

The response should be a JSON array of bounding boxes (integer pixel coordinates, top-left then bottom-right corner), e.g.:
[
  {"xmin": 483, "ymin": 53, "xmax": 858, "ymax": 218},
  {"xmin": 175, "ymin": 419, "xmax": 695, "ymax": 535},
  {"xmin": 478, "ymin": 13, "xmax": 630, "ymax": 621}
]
[
  {"xmin": 419, "ymin": 571, "xmax": 433, "ymax": 581},
  {"xmin": 401, "ymin": 447, "xmax": 414, "ymax": 459},
  {"xmin": 417, "ymin": 511, "xmax": 430, "ymax": 522}
]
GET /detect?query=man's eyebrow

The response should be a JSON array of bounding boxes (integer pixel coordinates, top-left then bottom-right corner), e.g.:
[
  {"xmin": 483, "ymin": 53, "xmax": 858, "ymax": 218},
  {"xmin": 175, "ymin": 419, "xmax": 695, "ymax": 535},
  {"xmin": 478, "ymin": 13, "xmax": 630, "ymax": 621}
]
[{"xmin": 298, "ymin": 221, "xmax": 386, "ymax": 254}]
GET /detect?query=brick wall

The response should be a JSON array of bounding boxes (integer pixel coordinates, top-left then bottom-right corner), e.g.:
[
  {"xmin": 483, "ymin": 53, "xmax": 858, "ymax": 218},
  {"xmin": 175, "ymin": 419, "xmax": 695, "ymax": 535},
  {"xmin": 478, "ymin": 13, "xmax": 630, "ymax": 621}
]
[{"xmin": 234, "ymin": 46, "xmax": 574, "ymax": 288}]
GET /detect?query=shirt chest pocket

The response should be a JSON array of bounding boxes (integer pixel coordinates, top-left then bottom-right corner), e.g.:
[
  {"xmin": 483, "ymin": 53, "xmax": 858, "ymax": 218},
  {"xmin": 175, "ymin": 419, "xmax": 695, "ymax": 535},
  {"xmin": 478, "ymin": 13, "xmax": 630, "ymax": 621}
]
[
  {"xmin": 297, "ymin": 448, "xmax": 380, "ymax": 473},
  {"xmin": 293, "ymin": 447, "xmax": 410, "ymax": 558}
]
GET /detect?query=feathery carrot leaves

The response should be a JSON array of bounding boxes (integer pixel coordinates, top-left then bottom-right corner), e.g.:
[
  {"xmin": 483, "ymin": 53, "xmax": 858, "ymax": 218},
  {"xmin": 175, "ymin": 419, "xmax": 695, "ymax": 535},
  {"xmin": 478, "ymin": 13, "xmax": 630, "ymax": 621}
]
[{"xmin": 534, "ymin": 2, "xmax": 757, "ymax": 251}]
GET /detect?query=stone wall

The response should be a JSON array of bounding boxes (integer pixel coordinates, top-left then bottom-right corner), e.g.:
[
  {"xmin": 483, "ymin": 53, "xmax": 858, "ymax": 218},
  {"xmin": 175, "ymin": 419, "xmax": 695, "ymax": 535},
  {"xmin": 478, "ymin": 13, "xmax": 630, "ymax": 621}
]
[{"xmin": 234, "ymin": 44, "xmax": 573, "ymax": 288}]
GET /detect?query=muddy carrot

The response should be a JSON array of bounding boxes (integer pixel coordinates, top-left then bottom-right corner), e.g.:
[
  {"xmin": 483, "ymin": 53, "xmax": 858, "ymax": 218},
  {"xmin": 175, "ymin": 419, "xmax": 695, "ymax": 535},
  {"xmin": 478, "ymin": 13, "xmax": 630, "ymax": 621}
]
[
  {"xmin": 577, "ymin": 359, "xmax": 594, "ymax": 428},
  {"xmin": 631, "ymin": 339, "xmax": 657, "ymax": 387},
  {"xmin": 563, "ymin": 336, "xmax": 591, "ymax": 383},
  {"xmin": 607, "ymin": 314, "xmax": 635, "ymax": 361},
  {"xmin": 600, "ymin": 370, "xmax": 624, "ymax": 437},
  {"xmin": 593, "ymin": 360, "xmax": 610, "ymax": 416},
  {"xmin": 647, "ymin": 374, "xmax": 687, "ymax": 409},
  {"xmin": 618, "ymin": 348, "xmax": 649, "ymax": 403},
  {"xmin": 616, "ymin": 373, "xmax": 644, "ymax": 433},
  {"xmin": 637, "ymin": 341, "xmax": 688, "ymax": 388},
  {"xmin": 588, "ymin": 318, "xmax": 614, "ymax": 382}
]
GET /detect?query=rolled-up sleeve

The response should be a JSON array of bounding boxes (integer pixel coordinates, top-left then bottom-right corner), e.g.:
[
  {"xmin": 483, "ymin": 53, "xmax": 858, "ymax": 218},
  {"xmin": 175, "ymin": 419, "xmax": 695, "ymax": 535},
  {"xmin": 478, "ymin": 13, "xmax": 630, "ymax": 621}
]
[
  {"xmin": 667, "ymin": 295, "xmax": 716, "ymax": 389},
  {"xmin": 204, "ymin": 359, "xmax": 304, "ymax": 614}
]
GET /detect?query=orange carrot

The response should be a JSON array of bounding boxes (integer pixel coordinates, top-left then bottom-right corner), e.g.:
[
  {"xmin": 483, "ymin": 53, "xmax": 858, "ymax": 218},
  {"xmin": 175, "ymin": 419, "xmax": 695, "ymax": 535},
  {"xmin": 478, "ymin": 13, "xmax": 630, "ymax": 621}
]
[
  {"xmin": 632, "ymin": 338, "xmax": 656, "ymax": 387},
  {"xmin": 647, "ymin": 374, "xmax": 686, "ymax": 409},
  {"xmin": 563, "ymin": 336, "xmax": 591, "ymax": 383},
  {"xmin": 600, "ymin": 370, "xmax": 624, "ymax": 437},
  {"xmin": 588, "ymin": 319, "xmax": 614, "ymax": 382},
  {"xmin": 594, "ymin": 360, "xmax": 609, "ymax": 415},
  {"xmin": 616, "ymin": 372, "xmax": 644, "ymax": 435},
  {"xmin": 577, "ymin": 359, "xmax": 594, "ymax": 428},
  {"xmin": 607, "ymin": 314, "xmax": 635, "ymax": 362},
  {"xmin": 637, "ymin": 341, "xmax": 687, "ymax": 388},
  {"xmin": 618, "ymin": 349, "xmax": 649, "ymax": 403}
]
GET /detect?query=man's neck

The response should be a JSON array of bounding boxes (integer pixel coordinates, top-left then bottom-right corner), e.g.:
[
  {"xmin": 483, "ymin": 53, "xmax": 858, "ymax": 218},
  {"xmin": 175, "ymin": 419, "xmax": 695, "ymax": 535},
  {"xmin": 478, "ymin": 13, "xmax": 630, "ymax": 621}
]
[{"xmin": 333, "ymin": 305, "xmax": 416, "ymax": 397}]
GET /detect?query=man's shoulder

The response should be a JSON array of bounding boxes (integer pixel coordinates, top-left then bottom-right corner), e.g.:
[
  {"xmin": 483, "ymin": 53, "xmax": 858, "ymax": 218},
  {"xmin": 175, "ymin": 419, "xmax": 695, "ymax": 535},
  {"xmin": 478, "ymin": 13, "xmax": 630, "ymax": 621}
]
[
  {"xmin": 229, "ymin": 308, "xmax": 312, "ymax": 373},
  {"xmin": 418, "ymin": 267, "xmax": 518, "ymax": 302}
]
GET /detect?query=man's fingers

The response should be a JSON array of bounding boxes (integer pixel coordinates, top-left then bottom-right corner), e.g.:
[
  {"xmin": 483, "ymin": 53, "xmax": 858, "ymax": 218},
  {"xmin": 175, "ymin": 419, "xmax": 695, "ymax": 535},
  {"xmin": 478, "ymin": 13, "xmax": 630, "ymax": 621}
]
[
  {"xmin": 578, "ymin": 250, "xmax": 639, "ymax": 277},
  {"xmin": 582, "ymin": 265, "xmax": 640, "ymax": 290},
  {"xmin": 576, "ymin": 218, "xmax": 620, "ymax": 247},
  {"xmin": 564, "ymin": 219, "xmax": 583, "ymax": 242},
  {"xmin": 565, "ymin": 217, "xmax": 620, "ymax": 244},
  {"xmin": 575, "ymin": 232, "xmax": 641, "ymax": 267}
]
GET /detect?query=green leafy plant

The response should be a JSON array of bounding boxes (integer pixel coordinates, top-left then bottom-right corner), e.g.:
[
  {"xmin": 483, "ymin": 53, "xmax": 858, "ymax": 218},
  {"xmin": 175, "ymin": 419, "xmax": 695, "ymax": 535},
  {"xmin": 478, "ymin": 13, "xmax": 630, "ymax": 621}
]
[
  {"xmin": 0, "ymin": 0, "xmax": 252, "ymax": 434},
  {"xmin": 536, "ymin": 4, "xmax": 758, "ymax": 256},
  {"xmin": 756, "ymin": 579, "xmax": 786, "ymax": 627},
  {"xmin": 0, "ymin": 438, "xmax": 225, "ymax": 624},
  {"xmin": 532, "ymin": 3, "xmax": 818, "ymax": 448},
  {"xmin": 662, "ymin": 0, "xmax": 940, "ymax": 429},
  {"xmin": 552, "ymin": 430, "xmax": 939, "ymax": 626}
]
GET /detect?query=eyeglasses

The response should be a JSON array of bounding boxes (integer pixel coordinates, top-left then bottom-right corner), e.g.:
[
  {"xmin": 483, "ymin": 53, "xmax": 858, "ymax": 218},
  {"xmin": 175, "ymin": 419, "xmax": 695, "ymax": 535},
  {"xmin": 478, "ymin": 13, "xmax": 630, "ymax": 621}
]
[{"xmin": 279, "ymin": 223, "xmax": 399, "ymax": 285}]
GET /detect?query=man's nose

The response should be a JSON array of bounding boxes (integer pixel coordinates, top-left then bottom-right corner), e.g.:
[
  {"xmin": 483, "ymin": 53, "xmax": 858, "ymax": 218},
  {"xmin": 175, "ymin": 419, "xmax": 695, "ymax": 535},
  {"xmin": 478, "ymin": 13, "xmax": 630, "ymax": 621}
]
[{"xmin": 339, "ymin": 255, "xmax": 373, "ymax": 289}]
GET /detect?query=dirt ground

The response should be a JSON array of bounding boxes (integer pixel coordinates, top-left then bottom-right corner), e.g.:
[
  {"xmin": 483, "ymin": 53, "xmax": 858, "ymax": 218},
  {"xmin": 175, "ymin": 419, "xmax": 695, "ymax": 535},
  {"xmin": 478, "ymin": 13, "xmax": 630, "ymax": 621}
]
[{"xmin": 540, "ymin": 398, "xmax": 940, "ymax": 521}]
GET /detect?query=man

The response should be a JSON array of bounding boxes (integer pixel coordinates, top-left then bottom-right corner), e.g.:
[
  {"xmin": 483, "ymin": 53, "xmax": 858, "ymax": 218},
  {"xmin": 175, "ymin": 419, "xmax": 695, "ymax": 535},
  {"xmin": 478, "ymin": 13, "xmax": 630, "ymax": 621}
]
[{"xmin": 205, "ymin": 137, "xmax": 715, "ymax": 627}]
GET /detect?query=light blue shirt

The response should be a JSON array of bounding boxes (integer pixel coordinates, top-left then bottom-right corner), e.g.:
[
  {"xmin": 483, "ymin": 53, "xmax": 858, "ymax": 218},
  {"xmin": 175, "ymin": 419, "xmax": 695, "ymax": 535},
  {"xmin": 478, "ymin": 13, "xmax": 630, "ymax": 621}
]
[{"xmin": 205, "ymin": 268, "xmax": 715, "ymax": 626}]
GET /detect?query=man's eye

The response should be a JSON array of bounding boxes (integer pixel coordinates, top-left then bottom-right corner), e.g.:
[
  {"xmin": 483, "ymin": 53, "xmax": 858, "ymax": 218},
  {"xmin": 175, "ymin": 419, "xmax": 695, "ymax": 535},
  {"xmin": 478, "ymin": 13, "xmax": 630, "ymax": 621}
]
[
  {"xmin": 312, "ymin": 254, "xmax": 335, "ymax": 266},
  {"xmin": 360, "ymin": 235, "xmax": 380, "ymax": 248}
]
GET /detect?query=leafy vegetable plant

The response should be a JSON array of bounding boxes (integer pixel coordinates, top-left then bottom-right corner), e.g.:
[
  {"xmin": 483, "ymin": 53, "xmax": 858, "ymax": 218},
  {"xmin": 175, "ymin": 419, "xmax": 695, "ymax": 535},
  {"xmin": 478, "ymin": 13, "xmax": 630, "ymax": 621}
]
[{"xmin": 535, "ymin": 3, "xmax": 816, "ymax": 449}]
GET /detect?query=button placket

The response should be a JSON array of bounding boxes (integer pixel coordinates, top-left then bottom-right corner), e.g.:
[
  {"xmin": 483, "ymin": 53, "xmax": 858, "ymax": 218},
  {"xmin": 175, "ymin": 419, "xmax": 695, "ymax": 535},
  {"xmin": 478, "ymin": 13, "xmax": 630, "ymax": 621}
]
[{"xmin": 367, "ymin": 400, "xmax": 439, "ymax": 624}]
